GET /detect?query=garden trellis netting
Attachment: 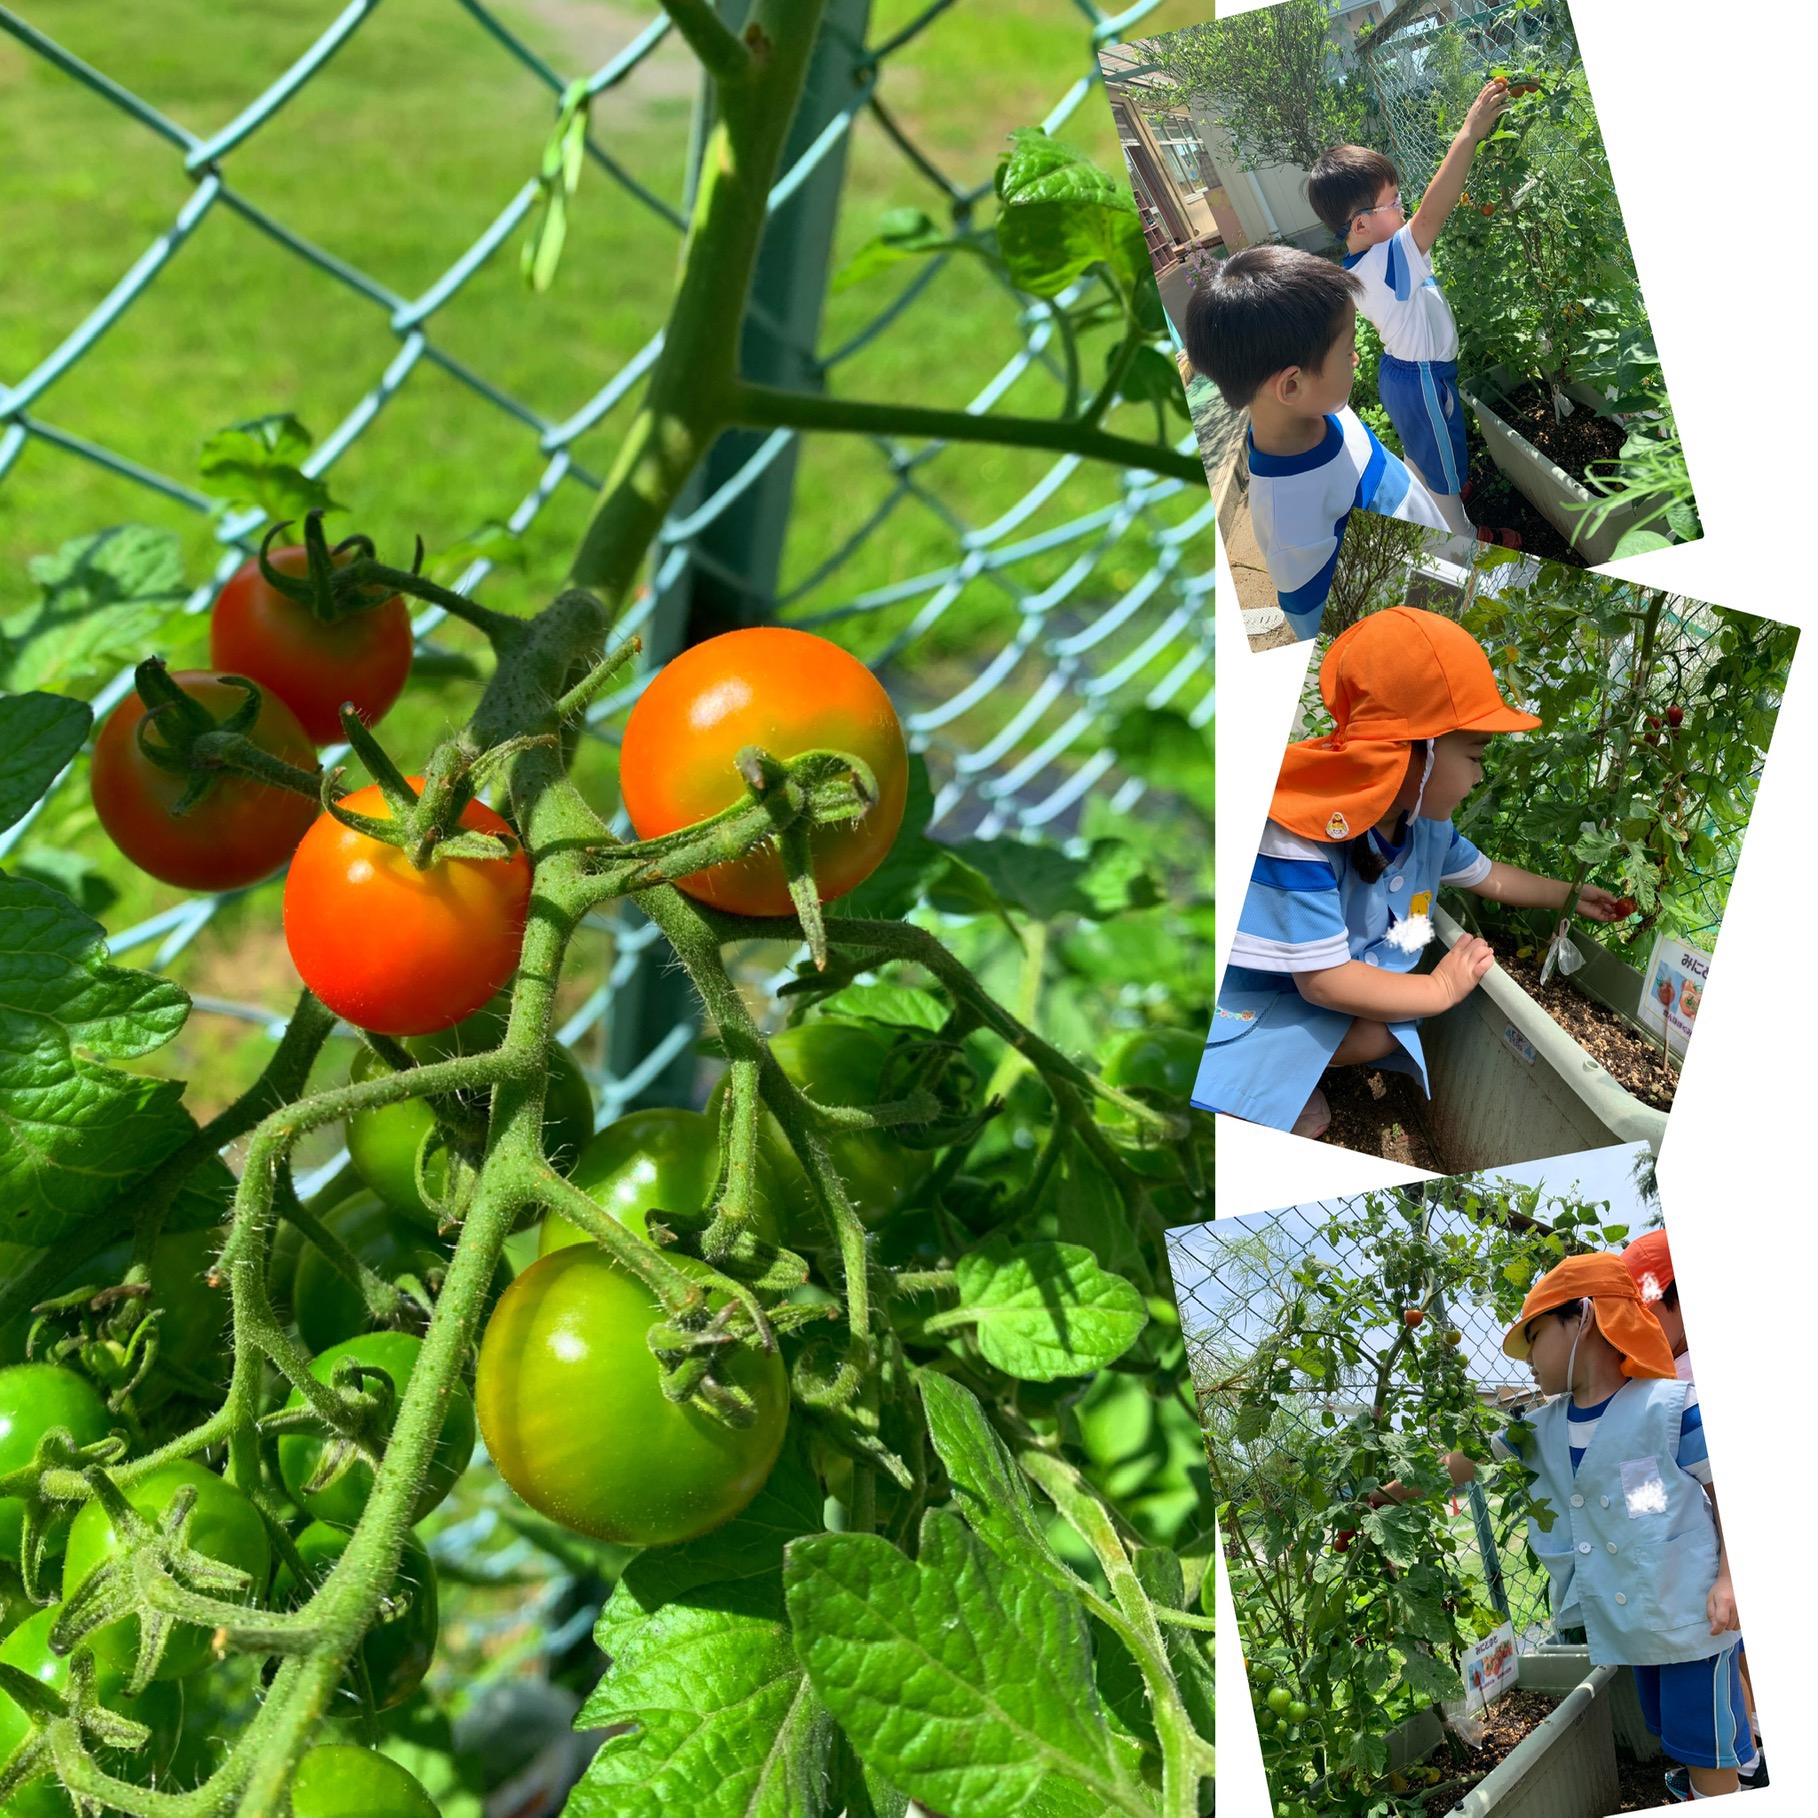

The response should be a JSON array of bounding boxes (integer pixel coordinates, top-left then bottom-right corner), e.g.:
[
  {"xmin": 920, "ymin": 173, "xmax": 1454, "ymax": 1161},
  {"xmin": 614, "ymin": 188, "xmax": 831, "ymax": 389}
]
[
  {"xmin": 0, "ymin": 0, "xmax": 1215, "ymax": 1194},
  {"xmin": 1170, "ymin": 1199, "xmax": 1568, "ymax": 1653},
  {"xmin": 1357, "ymin": 0, "xmax": 1594, "ymax": 197}
]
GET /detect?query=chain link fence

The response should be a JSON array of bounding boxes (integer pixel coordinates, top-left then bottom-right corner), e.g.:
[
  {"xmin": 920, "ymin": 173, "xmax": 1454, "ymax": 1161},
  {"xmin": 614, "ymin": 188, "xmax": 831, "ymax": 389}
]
[
  {"xmin": 0, "ymin": 0, "xmax": 1212, "ymax": 1717},
  {"xmin": 1169, "ymin": 1200, "xmax": 1558, "ymax": 1650}
]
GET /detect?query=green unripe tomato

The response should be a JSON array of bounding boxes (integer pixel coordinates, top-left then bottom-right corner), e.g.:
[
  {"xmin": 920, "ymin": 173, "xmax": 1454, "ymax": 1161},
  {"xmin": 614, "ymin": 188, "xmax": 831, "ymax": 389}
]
[
  {"xmin": 290, "ymin": 1192, "xmax": 509, "ymax": 1353},
  {"xmin": 277, "ymin": 1332, "xmax": 475, "ymax": 1528},
  {"xmin": 1287, "ymin": 1700, "xmax": 1310, "ymax": 1723},
  {"xmin": 1266, "ymin": 1686, "xmax": 1292, "ymax": 1715},
  {"xmin": 346, "ymin": 1005, "xmax": 594, "ymax": 1230},
  {"xmin": 538, "ymin": 1107, "xmax": 787, "ymax": 1255},
  {"xmin": 0, "ymin": 1365, "xmax": 113, "ymax": 1564},
  {"xmin": 1102, "ymin": 1026, "xmax": 1202, "ymax": 1100},
  {"xmin": 288, "ymin": 1744, "xmax": 439, "ymax": 1818},
  {"xmin": 476, "ymin": 1246, "xmax": 788, "ymax": 1547},
  {"xmin": 0, "ymin": 1607, "xmax": 183, "ymax": 1816},
  {"xmin": 61, "ymin": 1461, "xmax": 269, "ymax": 1679},
  {"xmin": 273, "ymin": 1523, "xmax": 437, "ymax": 1713}
]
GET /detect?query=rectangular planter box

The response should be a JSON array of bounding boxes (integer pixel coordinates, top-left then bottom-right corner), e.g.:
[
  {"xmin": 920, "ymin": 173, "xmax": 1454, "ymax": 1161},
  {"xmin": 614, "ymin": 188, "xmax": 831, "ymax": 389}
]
[
  {"xmin": 1458, "ymin": 371, "xmax": 1651, "ymax": 567},
  {"xmin": 1414, "ymin": 907, "xmax": 1669, "ymax": 1171},
  {"xmin": 1454, "ymin": 1659, "xmax": 1620, "ymax": 1818}
]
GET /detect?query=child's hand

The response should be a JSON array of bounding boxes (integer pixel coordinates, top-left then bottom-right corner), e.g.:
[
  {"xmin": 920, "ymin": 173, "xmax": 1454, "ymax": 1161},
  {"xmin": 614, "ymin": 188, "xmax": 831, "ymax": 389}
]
[
  {"xmin": 1431, "ymin": 933, "xmax": 1495, "ymax": 1009},
  {"xmin": 1463, "ymin": 78, "xmax": 1510, "ymax": 143},
  {"xmin": 1707, "ymin": 1570, "xmax": 1739, "ymax": 1636},
  {"xmin": 1575, "ymin": 884, "xmax": 1629, "ymax": 922}
]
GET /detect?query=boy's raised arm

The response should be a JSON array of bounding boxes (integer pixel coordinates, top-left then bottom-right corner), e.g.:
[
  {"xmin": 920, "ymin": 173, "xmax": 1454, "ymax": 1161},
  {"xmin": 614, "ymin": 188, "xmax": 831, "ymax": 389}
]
[{"xmin": 1410, "ymin": 78, "xmax": 1509, "ymax": 255}]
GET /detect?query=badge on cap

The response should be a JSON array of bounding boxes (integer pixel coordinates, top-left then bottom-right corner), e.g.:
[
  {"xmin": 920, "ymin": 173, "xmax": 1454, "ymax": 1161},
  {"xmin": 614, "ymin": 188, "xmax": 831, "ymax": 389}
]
[{"xmin": 1325, "ymin": 811, "xmax": 1350, "ymax": 839}]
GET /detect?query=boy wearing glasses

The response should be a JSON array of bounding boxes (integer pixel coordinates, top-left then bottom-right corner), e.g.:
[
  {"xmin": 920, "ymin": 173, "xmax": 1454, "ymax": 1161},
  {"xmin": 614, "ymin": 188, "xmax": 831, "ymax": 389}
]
[
  {"xmin": 1182, "ymin": 246, "xmax": 1449, "ymax": 638},
  {"xmin": 1308, "ymin": 79, "xmax": 1515, "ymax": 542}
]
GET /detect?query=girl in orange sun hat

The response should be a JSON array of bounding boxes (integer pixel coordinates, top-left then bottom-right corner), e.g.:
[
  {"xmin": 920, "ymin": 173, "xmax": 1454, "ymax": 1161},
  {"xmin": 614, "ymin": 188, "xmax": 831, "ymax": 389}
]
[{"xmin": 1193, "ymin": 606, "xmax": 1629, "ymax": 1139}]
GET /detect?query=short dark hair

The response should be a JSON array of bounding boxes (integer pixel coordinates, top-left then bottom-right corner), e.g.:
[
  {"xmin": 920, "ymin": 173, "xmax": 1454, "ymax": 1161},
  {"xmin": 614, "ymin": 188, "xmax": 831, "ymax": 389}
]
[
  {"xmin": 1307, "ymin": 144, "xmax": 1400, "ymax": 239},
  {"xmin": 1181, "ymin": 245, "xmax": 1360, "ymax": 410},
  {"xmin": 1658, "ymin": 1280, "xmax": 1679, "ymax": 1313}
]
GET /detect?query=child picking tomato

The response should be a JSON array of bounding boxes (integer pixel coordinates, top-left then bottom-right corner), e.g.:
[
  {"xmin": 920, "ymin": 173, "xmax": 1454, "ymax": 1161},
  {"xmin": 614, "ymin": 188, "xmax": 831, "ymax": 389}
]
[
  {"xmin": 1194, "ymin": 608, "xmax": 1627, "ymax": 1140},
  {"xmin": 1379, "ymin": 1253, "xmax": 1751, "ymax": 1800},
  {"xmin": 1308, "ymin": 80, "xmax": 1521, "ymax": 545}
]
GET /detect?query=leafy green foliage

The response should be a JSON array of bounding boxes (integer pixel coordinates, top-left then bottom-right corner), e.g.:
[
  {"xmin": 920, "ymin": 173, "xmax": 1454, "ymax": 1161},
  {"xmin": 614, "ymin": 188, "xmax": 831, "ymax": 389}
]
[{"xmin": 196, "ymin": 416, "xmax": 342, "ymax": 525}]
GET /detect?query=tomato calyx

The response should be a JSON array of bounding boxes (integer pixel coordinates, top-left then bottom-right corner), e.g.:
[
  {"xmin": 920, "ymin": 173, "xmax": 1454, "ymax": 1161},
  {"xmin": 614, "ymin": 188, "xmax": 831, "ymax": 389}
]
[
  {"xmin": 0, "ymin": 1642, "xmax": 153, "ymax": 1768},
  {"xmin": 253, "ymin": 510, "xmax": 408, "ymax": 629},
  {"xmin": 127, "ymin": 658, "xmax": 323, "ymax": 816},
  {"xmin": 52, "ymin": 1471, "xmax": 254, "ymax": 1690},
  {"xmin": 319, "ymin": 727, "xmax": 521, "ymax": 875},
  {"xmin": 0, "ymin": 1429, "xmax": 128, "ymax": 1603}
]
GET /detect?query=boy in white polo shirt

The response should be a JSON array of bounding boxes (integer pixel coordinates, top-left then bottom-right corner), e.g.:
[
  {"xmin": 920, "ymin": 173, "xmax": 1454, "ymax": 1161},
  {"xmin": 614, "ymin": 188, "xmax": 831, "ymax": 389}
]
[
  {"xmin": 1308, "ymin": 79, "xmax": 1516, "ymax": 542},
  {"xmin": 1183, "ymin": 245, "xmax": 1450, "ymax": 640}
]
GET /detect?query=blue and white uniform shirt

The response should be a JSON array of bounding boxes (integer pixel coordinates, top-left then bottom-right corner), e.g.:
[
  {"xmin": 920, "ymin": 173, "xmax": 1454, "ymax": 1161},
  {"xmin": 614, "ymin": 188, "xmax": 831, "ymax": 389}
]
[
  {"xmin": 1193, "ymin": 813, "xmax": 1491, "ymax": 1129},
  {"xmin": 1247, "ymin": 407, "xmax": 1449, "ymax": 639},
  {"xmin": 1228, "ymin": 815, "xmax": 1491, "ymax": 980},
  {"xmin": 1343, "ymin": 222, "xmax": 1459, "ymax": 364}
]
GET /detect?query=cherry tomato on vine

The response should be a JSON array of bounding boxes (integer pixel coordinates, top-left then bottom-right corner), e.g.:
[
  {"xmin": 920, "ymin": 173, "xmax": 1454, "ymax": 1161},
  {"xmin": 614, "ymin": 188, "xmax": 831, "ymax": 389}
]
[
  {"xmin": 1333, "ymin": 1528, "xmax": 1355, "ymax": 1553},
  {"xmin": 283, "ymin": 781, "xmax": 532, "ymax": 1037},
  {"xmin": 89, "ymin": 672, "xmax": 319, "ymax": 892},
  {"xmin": 1266, "ymin": 1686, "xmax": 1292, "ymax": 1715},
  {"xmin": 0, "ymin": 1364, "xmax": 112, "ymax": 1565},
  {"xmin": 290, "ymin": 1192, "xmax": 511, "ymax": 1352},
  {"xmin": 210, "ymin": 544, "xmax": 413, "ymax": 746},
  {"xmin": 272, "ymin": 1522, "xmax": 438, "ymax": 1713},
  {"xmin": 538, "ymin": 1107, "xmax": 789, "ymax": 1255},
  {"xmin": 277, "ymin": 1331, "xmax": 476, "ymax": 1528},
  {"xmin": 1103, "ymin": 1026, "xmax": 1202, "ymax": 1100},
  {"xmin": 1665, "ymin": 704, "xmax": 1684, "ymax": 727},
  {"xmin": 62, "ymin": 1460, "xmax": 269, "ymax": 1680},
  {"xmin": 0, "ymin": 1606, "xmax": 184, "ymax": 1815},
  {"xmin": 347, "ymin": 1003, "xmax": 594, "ymax": 1230},
  {"xmin": 1403, "ymin": 1308, "xmax": 1424, "ymax": 1327},
  {"xmin": 618, "ymin": 627, "xmax": 908, "ymax": 918},
  {"xmin": 476, "ymin": 1246, "xmax": 788, "ymax": 1547},
  {"xmin": 288, "ymin": 1744, "xmax": 440, "ymax": 1818}
]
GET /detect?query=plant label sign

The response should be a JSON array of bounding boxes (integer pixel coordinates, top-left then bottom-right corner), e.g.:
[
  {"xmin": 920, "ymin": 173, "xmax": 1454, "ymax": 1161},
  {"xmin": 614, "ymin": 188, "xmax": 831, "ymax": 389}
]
[
  {"xmin": 1635, "ymin": 933, "xmax": 1712, "ymax": 1056},
  {"xmin": 1461, "ymin": 1621, "xmax": 1519, "ymax": 1715}
]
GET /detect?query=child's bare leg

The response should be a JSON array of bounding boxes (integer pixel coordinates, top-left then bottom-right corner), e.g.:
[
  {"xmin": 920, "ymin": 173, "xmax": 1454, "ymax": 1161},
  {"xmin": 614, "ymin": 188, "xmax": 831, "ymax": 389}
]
[
  {"xmin": 1330, "ymin": 1018, "xmax": 1398, "ymax": 1067},
  {"xmin": 1688, "ymin": 1765, "xmax": 1739, "ymax": 1796}
]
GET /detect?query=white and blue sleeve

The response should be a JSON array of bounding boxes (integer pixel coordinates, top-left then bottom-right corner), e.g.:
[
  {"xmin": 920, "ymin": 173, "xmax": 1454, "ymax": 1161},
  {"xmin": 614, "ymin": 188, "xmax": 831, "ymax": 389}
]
[{"xmin": 1228, "ymin": 823, "xmax": 1350, "ymax": 972}]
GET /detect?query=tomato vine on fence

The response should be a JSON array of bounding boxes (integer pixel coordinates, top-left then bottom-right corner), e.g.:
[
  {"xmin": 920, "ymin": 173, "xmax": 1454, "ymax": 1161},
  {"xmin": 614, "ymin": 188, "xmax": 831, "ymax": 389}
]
[{"xmin": 0, "ymin": 0, "xmax": 1217, "ymax": 1812}]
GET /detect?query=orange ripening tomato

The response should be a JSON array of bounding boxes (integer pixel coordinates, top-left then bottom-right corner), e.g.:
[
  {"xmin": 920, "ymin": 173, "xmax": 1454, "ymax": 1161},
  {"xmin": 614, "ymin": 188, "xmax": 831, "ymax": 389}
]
[
  {"xmin": 211, "ymin": 545, "xmax": 413, "ymax": 746},
  {"xmin": 618, "ymin": 628, "xmax": 908, "ymax": 919},
  {"xmin": 90, "ymin": 672, "xmax": 319, "ymax": 892},
  {"xmin": 283, "ymin": 781, "xmax": 531, "ymax": 1035}
]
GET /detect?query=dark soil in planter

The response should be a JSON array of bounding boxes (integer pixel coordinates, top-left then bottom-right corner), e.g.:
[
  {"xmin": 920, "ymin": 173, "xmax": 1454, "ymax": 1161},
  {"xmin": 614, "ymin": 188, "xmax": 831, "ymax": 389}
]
[
  {"xmin": 1480, "ymin": 927, "xmax": 1678, "ymax": 1113},
  {"xmin": 1490, "ymin": 380, "xmax": 1630, "ymax": 486},
  {"xmin": 1414, "ymin": 1691, "xmax": 1675, "ymax": 1811},
  {"xmin": 1317, "ymin": 1064, "xmax": 1446, "ymax": 1170},
  {"xmin": 1464, "ymin": 450, "xmax": 1583, "ymax": 568}
]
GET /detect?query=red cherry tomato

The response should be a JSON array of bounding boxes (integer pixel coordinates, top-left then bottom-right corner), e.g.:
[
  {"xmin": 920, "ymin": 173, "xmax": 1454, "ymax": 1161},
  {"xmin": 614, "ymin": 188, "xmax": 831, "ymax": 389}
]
[
  {"xmin": 1403, "ymin": 1308, "xmax": 1424, "ymax": 1327},
  {"xmin": 1665, "ymin": 705, "xmax": 1684, "ymax": 728},
  {"xmin": 211, "ymin": 545, "xmax": 413, "ymax": 746},
  {"xmin": 1333, "ymin": 1528, "xmax": 1355, "ymax": 1554},
  {"xmin": 89, "ymin": 673, "xmax": 319, "ymax": 892},
  {"xmin": 618, "ymin": 628, "xmax": 908, "ymax": 919},
  {"xmin": 283, "ymin": 781, "xmax": 531, "ymax": 1035}
]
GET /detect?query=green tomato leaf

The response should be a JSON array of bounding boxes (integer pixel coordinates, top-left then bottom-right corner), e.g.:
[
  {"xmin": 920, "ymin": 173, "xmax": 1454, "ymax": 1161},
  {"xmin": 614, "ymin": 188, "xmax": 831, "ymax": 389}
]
[
  {"xmin": 994, "ymin": 129, "xmax": 1148, "ymax": 301},
  {"xmin": 0, "ymin": 872, "xmax": 196, "ymax": 1243},
  {"xmin": 815, "ymin": 983, "xmax": 948, "ymax": 1033},
  {"xmin": 1609, "ymin": 527, "xmax": 1674, "ymax": 558},
  {"xmin": 198, "ymin": 415, "xmax": 342, "ymax": 522},
  {"xmin": 0, "ymin": 526, "xmax": 190, "ymax": 696},
  {"xmin": 951, "ymin": 1239, "xmax": 1148, "ymax": 1381},
  {"xmin": 1034, "ymin": 1132, "xmax": 1146, "ymax": 1282},
  {"xmin": 573, "ymin": 1571, "xmax": 830, "ymax": 1818},
  {"xmin": 0, "ymin": 692, "xmax": 91, "ymax": 833},
  {"xmin": 1398, "ymin": 1646, "xmax": 1463, "ymax": 1703},
  {"xmin": 1108, "ymin": 707, "xmax": 1213, "ymax": 810},
  {"xmin": 5, "ymin": 846, "xmax": 117, "ymax": 919},
  {"xmin": 917, "ymin": 1370, "xmax": 1063, "ymax": 1576},
  {"xmin": 784, "ymin": 1509, "xmax": 1152, "ymax": 1817},
  {"xmin": 1113, "ymin": 342, "xmax": 1191, "ymax": 420},
  {"xmin": 834, "ymin": 207, "xmax": 984, "ymax": 294}
]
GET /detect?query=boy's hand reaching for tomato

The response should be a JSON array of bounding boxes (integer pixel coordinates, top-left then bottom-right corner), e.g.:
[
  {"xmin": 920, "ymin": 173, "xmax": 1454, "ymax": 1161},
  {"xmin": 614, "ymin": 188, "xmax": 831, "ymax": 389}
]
[
  {"xmin": 1575, "ymin": 884, "xmax": 1630, "ymax": 922},
  {"xmin": 1464, "ymin": 78, "xmax": 1510, "ymax": 142},
  {"xmin": 1431, "ymin": 933, "xmax": 1495, "ymax": 1009}
]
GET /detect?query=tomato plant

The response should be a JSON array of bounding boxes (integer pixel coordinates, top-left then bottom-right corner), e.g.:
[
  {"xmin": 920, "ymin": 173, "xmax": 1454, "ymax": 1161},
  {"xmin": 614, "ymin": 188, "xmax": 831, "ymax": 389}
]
[
  {"xmin": 0, "ymin": 7, "xmax": 1217, "ymax": 1808},
  {"xmin": 89, "ymin": 670, "xmax": 319, "ymax": 892},
  {"xmin": 276, "ymin": 1333, "xmax": 476, "ymax": 1528},
  {"xmin": 283, "ymin": 781, "xmax": 532, "ymax": 1036},
  {"xmin": 476, "ymin": 1246, "xmax": 790, "ymax": 1546},
  {"xmin": 619, "ymin": 627, "xmax": 909, "ymax": 919},
  {"xmin": 210, "ymin": 539, "xmax": 412, "ymax": 746},
  {"xmin": 61, "ymin": 1460, "xmax": 270, "ymax": 1680},
  {"xmin": 347, "ymin": 1003, "xmax": 594, "ymax": 1230}
]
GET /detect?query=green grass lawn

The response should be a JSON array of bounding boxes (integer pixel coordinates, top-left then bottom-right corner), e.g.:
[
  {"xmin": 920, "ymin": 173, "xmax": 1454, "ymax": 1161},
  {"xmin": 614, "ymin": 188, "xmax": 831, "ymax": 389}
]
[{"xmin": 1, "ymin": 0, "xmax": 1211, "ymax": 1111}]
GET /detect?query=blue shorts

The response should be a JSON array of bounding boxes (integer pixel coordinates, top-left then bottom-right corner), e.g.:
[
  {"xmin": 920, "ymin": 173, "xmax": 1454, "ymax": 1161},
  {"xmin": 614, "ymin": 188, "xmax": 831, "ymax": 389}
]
[
  {"xmin": 1377, "ymin": 354, "xmax": 1469, "ymax": 498},
  {"xmin": 1632, "ymin": 1646, "xmax": 1751, "ymax": 1771}
]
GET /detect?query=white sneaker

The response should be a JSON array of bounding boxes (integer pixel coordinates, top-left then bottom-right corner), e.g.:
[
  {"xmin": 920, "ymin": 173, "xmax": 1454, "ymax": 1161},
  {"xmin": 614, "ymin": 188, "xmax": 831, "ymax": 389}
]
[{"xmin": 1291, "ymin": 1087, "xmax": 1331, "ymax": 1140}]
